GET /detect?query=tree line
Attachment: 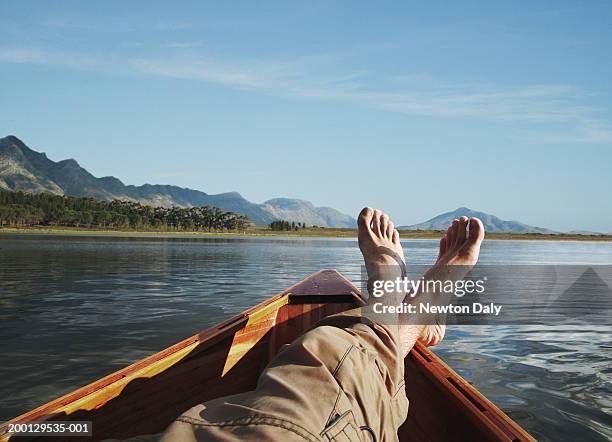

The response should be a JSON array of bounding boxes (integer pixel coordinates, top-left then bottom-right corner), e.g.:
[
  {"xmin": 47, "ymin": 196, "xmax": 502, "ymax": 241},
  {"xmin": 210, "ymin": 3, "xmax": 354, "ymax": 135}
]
[
  {"xmin": 269, "ymin": 220, "xmax": 306, "ymax": 231},
  {"xmin": 0, "ymin": 191, "xmax": 250, "ymax": 231}
]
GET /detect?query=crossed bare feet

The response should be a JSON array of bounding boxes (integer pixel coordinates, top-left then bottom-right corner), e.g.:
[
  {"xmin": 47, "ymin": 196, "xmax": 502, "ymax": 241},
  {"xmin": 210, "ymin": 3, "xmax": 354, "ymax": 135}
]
[
  {"xmin": 357, "ymin": 208, "xmax": 405, "ymax": 280},
  {"xmin": 419, "ymin": 215, "xmax": 485, "ymax": 345},
  {"xmin": 357, "ymin": 207, "xmax": 485, "ymax": 350},
  {"xmin": 436, "ymin": 216, "xmax": 485, "ymax": 267}
]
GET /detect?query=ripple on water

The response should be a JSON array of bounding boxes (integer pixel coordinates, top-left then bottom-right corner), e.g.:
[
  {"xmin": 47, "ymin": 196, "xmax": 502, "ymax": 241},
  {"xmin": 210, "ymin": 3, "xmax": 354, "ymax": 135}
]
[{"xmin": 0, "ymin": 235, "xmax": 610, "ymax": 440}]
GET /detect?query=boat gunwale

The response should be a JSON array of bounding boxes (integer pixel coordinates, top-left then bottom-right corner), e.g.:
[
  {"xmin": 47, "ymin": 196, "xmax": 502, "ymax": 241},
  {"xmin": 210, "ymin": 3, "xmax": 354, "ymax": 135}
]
[
  {"xmin": 0, "ymin": 269, "xmax": 535, "ymax": 442},
  {"xmin": 0, "ymin": 269, "xmax": 361, "ymax": 435},
  {"xmin": 408, "ymin": 342, "xmax": 535, "ymax": 442},
  {"xmin": 0, "ymin": 293, "xmax": 286, "ymax": 430}
]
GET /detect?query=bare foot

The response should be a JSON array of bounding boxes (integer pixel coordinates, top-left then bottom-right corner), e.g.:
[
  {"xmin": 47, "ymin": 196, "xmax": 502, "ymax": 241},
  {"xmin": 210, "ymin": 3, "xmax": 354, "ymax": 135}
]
[
  {"xmin": 356, "ymin": 208, "xmax": 486, "ymax": 351},
  {"xmin": 357, "ymin": 207, "xmax": 405, "ymax": 281},
  {"xmin": 436, "ymin": 216, "xmax": 485, "ymax": 267},
  {"xmin": 418, "ymin": 216, "xmax": 485, "ymax": 346}
]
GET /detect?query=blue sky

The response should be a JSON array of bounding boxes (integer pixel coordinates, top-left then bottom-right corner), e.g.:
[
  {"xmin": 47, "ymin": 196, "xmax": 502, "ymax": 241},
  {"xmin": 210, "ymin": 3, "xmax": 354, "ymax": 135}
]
[{"xmin": 1, "ymin": 1, "xmax": 611, "ymax": 232}]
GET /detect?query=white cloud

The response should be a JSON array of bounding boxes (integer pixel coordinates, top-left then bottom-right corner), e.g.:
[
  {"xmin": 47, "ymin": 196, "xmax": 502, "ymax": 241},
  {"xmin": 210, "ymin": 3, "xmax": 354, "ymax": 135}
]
[
  {"xmin": 0, "ymin": 47, "xmax": 110, "ymax": 70},
  {"xmin": 533, "ymin": 119, "xmax": 612, "ymax": 144},
  {"xmin": 1, "ymin": 45, "xmax": 610, "ymax": 143}
]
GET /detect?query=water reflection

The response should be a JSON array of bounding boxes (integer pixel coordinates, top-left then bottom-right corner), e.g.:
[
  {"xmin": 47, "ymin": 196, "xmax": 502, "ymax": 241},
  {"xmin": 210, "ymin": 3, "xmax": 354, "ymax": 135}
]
[{"xmin": 0, "ymin": 234, "xmax": 610, "ymax": 441}]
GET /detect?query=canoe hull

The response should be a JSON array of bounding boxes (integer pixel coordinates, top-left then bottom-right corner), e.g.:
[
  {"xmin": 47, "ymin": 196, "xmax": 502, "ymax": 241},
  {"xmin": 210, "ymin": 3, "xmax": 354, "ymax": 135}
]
[{"xmin": 0, "ymin": 270, "xmax": 533, "ymax": 441}]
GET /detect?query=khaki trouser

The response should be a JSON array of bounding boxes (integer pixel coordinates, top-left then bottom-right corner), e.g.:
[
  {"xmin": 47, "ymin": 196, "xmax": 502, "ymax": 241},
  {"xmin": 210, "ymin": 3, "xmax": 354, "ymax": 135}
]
[{"xmin": 161, "ymin": 308, "xmax": 408, "ymax": 441}]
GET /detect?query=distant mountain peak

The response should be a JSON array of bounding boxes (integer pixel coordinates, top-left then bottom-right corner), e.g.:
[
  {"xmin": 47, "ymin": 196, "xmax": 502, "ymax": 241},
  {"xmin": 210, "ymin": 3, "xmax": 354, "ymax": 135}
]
[
  {"xmin": 0, "ymin": 135, "xmax": 356, "ymax": 227},
  {"xmin": 58, "ymin": 158, "xmax": 80, "ymax": 166},
  {"xmin": 261, "ymin": 198, "xmax": 354, "ymax": 227},
  {"xmin": 401, "ymin": 207, "xmax": 556, "ymax": 234},
  {"xmin": 5, "ymin": 135, "xmax": 25, "ymax": 145},
  {"xmin": 263, "ymin": 197, "xmax": 315, "ymax": 209},
  {"xmin": 217, "ymin": 191, "xmax": 245, "ymax": 199}
]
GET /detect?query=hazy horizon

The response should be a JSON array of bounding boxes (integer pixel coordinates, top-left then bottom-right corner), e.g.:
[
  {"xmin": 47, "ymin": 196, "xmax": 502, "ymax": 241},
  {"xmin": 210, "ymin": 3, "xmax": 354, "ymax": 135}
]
[{"xmin": 1, "ymin": 1, "xmax": 611, "ymax": 231}]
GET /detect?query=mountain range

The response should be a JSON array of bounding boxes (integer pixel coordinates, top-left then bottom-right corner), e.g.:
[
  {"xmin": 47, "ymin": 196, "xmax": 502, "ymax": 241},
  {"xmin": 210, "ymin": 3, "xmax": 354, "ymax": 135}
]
[
  {"xmin": 1, "ymin": 135, "xmax": 594, "ymax": 234},
  {"xmin": 400, "ymin": 207, "xmax": 557, "ymax": 234},
  {"xmin": 0, "ymin": 135, "xmax": 356, "ymax": 227}
]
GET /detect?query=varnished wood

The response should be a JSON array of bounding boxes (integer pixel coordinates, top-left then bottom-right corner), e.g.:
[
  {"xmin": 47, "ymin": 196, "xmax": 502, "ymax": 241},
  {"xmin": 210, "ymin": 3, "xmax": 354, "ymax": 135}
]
[{"xmin": 0, "ymin": 269, "xmax": 534, "ymax": 442}]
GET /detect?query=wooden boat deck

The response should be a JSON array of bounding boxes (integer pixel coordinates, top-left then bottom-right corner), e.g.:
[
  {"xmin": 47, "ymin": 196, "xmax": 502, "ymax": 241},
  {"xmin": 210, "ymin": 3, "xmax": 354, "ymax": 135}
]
[{"xmin": 0, "ymin": 269, "xmax": 534, "ymax": 441}]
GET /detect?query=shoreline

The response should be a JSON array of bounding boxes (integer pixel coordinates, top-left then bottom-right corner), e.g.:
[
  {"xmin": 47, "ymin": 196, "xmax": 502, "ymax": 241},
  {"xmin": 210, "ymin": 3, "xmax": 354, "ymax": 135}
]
[{"xmin": 1, "ymin": 226, "xmax": 611, "ymax": 241}]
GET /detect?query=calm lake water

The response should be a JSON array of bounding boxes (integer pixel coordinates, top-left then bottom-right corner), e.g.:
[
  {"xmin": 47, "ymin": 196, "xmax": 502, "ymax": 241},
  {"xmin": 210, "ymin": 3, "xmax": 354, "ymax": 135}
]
[{"xmin": 0, "ymin": 234, "xmax": 611, "ymax": 441}]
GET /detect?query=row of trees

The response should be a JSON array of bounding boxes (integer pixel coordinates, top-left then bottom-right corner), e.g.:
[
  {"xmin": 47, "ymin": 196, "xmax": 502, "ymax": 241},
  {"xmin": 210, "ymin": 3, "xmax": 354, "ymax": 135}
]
[
  {"xmin": 0, "ymin": 191, "xmax": 250, "ymax": 231},
  {"xmin": 269, "ymin": 220, "xmax": 307, "ymax": 231}
]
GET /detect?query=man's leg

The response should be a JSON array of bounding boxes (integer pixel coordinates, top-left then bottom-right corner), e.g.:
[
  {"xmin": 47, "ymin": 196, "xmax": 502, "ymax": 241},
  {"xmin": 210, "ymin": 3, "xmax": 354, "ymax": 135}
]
[
  {"xmin": 357, "ymin": 209, "xmax": 485, "ymax": 356},
  {"xmin": 162, "ymin": 209, "xmax": 485, "ymax": 441},
  {"xmin": 413, "ymin": 215, "xmax": 485, "ymax": 346}
]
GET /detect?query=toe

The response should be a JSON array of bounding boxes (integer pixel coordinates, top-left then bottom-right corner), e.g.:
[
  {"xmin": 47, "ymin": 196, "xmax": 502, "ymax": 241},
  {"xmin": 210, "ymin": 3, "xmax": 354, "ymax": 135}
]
[
  {"xmin": 429, "ymin": 324, "xmax": 446, "ymax": 346},
  {"xmin": 439, "ymin": 235, "xmax": 447, "ymax": 256},
  {"xmin": 451, "ymin": 218, "xmax": 461, "ymax": 246},
  {"xmin": 446, "ymin": 225, "xmax": 454, "ymax": 246},
  {"xmin": 449, "ymin": 219, "xmax": 459, "ymax": 245},
  {"xmin": 387, "ymin": 220, "xmax": 394, "ymax": 239},
  {"xmin": 358, "ymin": 207, "xmax": 374, "ymax": 231},
  {"xmin": 372, "ymin": 209, "xmax": 382, "ymax": 236},
  {"xmin": 457, "ymin": 216, "xmax": 469, "ymax": 244},
  {"xmin": 392, "ymin": 229, "xmax": 400, "ymax": 244},
  {"xmin": 467, "ymin": 217, "xmax": 485, "ymax": 245},
  {"xmin": 380, "ymin": 213, "xmax": 389, "ymax": 238}
]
